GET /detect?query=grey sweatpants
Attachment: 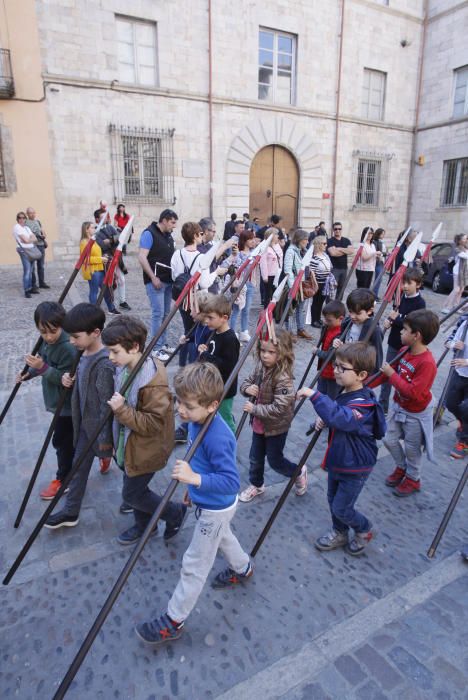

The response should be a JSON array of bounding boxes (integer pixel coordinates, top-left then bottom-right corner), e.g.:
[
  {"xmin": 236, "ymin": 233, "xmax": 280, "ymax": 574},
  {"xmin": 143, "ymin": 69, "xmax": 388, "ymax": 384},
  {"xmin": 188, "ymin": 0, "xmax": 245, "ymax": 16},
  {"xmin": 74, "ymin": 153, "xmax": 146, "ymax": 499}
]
[
  {"xmin": 383, "ymin": 410, "xmax": 424, "ymax": 481},
  {"xmin": 167, "ymin": 502, "xmax": 249, "ymax": 623},
  {"xmin": 63, "ymin": 429, "xmax": 100, "ymax": 515}
]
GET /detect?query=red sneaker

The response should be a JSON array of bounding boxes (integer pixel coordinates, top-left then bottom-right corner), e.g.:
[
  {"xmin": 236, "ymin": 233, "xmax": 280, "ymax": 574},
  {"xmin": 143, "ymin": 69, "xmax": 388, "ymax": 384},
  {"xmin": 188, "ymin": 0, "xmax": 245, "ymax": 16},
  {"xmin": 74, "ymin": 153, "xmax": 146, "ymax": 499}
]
[
  {"xmin": 450, "ymin": 441, "xmax": 468, "ymax": 459},
  {"xmin": 99, "ymin": 458, "xmax": 112, "ymax": 474},
  {"xmin": 394, "ymin": 476, "xmax": 421, "ymax": 497},
  {"xmin": 385, "ymin": 466, "xmax": 406, "ymax": 487},
  {"xmin": 40, "ymin": 479, "xmax": 62, "ymax": 500}
]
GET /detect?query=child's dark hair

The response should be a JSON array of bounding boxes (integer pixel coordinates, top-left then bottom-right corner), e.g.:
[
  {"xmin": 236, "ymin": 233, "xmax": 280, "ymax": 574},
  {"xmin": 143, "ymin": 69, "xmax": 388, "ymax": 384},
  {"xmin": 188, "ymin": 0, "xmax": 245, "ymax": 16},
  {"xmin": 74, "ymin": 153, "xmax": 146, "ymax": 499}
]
[
  {"xmin": 174, "ymin": 362, "xmax": 224, "ymax": 407},
  {"xmin": 402, "ymin": 267, "xmax": 424, "ymax": 286},
  {"xmin": 336, "ymin": 342, "xmax": 376, "ymax": 376},
  {"xmin": 34, "ymin": 301, "xmax": 66, "ymax": 331},
  {"xmin": 404, "ymin": 310, "xmax": 439, "ymax": 345},
  {"xmin": 101, "ymin": 315, "xmax": 147, "ymax": 352},
  {"xmin": 322, "ymin": 300, "xmax": 346, "ymax": 318},
  {"xmin": 256, "ymin": 329, "xmax": 294, "ymax": 379},
  {"xmin": 204, "ymin": 294, "xmax": 232, "ymax": 318},
  {"xmin": 346, "ymin": 288, "xmax": 376, "ymax": 313},
  {"xmin": 63, "ymin": 303, "xmax": 106, "ymax": 334}
]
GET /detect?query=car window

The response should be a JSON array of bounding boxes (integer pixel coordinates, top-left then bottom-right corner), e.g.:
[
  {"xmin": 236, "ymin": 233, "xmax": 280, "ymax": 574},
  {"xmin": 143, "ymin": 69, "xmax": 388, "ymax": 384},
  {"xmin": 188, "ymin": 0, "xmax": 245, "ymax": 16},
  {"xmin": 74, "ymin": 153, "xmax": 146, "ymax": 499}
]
[{"xmin": 433, "ymin": 244, "xmax": 453, "ymax": 257}]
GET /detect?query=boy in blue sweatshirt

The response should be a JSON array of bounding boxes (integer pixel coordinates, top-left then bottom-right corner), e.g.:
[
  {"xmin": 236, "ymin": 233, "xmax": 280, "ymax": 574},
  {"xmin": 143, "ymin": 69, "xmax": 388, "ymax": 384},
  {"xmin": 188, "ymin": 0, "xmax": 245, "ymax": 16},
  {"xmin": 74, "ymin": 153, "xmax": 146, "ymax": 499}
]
[
  {"xmin": 135, "ymin": 362, "xmax": 252, "ymax": 646},
  {"xmin": 298, "ymin": 342, "xmax": 386, "ymax": 556}
]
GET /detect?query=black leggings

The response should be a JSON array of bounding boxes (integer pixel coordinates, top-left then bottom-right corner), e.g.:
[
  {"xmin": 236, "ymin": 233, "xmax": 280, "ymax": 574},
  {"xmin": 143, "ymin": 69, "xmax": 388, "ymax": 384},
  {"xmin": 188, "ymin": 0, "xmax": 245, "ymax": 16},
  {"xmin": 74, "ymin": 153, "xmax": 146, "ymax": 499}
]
[{"xmin": 355, "ymin": 270, "xmax": 374, "ymax": 289}]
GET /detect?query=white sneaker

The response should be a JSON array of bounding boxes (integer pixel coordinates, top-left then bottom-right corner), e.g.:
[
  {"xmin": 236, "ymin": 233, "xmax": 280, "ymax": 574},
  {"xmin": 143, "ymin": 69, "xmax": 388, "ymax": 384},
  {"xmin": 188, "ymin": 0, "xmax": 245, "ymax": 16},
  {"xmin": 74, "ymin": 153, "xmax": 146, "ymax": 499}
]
[
  {"xmin": 239, "ymin": 484, "xmax": 265, "ymax": 502},
  {"xmin": 239, "ymin": 331, "xmax": 251, "ymax": 342},
  {"xmin": 441, "ymin": 308, "xmax": 451, "ymax": 314},
  {"xmin": 154, "ymin": 349, "xmax": 170, "ymax": 362},
  {"xmin": 295, "ymin": 465, "xmax": 308, "ymax": 496},
  {"xmin": 162, "ymin": 343, "xmax": 176, "ymax": 353}
]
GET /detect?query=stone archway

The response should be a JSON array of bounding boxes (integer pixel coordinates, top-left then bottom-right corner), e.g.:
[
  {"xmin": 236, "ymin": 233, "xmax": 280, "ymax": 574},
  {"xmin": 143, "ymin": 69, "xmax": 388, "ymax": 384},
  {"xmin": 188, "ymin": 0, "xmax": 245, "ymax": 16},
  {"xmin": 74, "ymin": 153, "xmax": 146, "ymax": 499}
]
[{"xmin": 225, "ymin": 115, "xmax": 322, "ymax": 230}]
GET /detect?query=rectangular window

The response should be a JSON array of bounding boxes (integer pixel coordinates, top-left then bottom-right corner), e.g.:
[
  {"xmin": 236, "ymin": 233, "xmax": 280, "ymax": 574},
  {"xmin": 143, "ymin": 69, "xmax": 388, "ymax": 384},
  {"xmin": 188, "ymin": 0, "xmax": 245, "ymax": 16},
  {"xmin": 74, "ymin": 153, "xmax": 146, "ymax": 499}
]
[
  {"xmin": 362, "ymin": 68, "xmax": 386, "ymax": 121},
  {"xmin": 0, "ymin": 132, "xmax": 6, "ymax": 192},
  {"xmin": 110, "ymin": 125, "xmax": 175, "ymax": 205},
  {"xmin": 258, "ymin": 28, "xmax": 296, "ymax": 105},
  {"xmin": 356, "ymin": 159, "xmax": 381, "ymax": 206},
  {"xmin": 440, "ymin": 158, "xmax": 468, "ymax": 207},
  {"xmin": 116, "ymin": 16, "xmax": 158, "ymax": 86},
  {"xmin": 453, "ymin": 66, "xmax": 468, "ymax": 118}
]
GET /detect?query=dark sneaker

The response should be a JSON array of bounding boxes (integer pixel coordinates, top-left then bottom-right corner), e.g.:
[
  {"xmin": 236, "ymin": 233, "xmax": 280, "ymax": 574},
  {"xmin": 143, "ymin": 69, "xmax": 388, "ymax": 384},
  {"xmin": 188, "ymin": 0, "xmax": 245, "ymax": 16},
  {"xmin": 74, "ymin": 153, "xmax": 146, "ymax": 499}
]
[
  {"xmin": 174, "ymin": 427, "xmax": 188, "ymax": 444},
  {"xmin": 44, "ymin": 511, "xmax": 79, "ymax": 529},
  {"xmin": 25, "ymin": 291, "xmax": 32, "ymax": 298},
  {"xmin": 394, "ymin": 476, "xmax": 421, "ymax": 497},
  {"xmin": 117, "ymin": 523, "xmax": 158, "ymax": 545},
  {"xmin": 163, "ymin": 505, "xmax": 188, "ymax": 542},
  {"xmin": 315, "ymin": 528, "xmax": 348, "ymax": 551},
  {"xmin": 39, "ymin": 284, "xmax": 51, "ymax": 289},
  {"xmin": 108, "ymin": 307, "xmax": 121, "ymax": 315},
  {"xmin": 119, "ymin": 501, "xmax": 133, "ymax": 514},
  {"xmin": 119, "ymin": 302, "xmax": 131, "ymax": 310},
  {"xmin": 345, "ymin": 528, "xmax": 374, "ymax": 556},
  {"xmin": 135, "ymin": 613, "xmax": 184, "ymax": 646},
  {"xmin": 211, "ymin": 562, "xmax": 253, "ymax": 589},
  {"xmin": 31, "ymin": 287, "xmax": 40, "ymax": 294},
  {"xmin": 385, "ymin": 466, "xmax": 406, "ymax": 487}
]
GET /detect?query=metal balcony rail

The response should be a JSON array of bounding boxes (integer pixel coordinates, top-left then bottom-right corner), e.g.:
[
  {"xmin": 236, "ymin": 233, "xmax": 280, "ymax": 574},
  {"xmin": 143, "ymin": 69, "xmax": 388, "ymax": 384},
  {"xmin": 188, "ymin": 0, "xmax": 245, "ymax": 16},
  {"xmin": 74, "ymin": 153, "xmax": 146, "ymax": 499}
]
[{"xmin": 0, "ymin": 49, "xmax": 14, "ymax": 98}]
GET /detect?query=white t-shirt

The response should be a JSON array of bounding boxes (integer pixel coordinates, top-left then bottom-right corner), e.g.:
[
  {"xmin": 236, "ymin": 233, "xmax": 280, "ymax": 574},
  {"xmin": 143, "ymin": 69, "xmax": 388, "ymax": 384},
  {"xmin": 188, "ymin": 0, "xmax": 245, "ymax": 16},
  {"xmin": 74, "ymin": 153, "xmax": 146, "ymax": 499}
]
[
  {"xmin": 12, "ymin": 223, "xmax": 36, "ymax": 249},
  {"xmin": 170, "ymin": 248, "xmax": 217, "ymax": 290}
]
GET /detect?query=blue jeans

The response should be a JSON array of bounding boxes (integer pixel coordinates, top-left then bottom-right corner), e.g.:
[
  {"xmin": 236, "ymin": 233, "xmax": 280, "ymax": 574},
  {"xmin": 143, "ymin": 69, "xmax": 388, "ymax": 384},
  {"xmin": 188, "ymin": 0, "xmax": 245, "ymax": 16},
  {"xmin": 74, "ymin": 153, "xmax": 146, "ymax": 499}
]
[
  {"xmin": 249, "ymin": 431, "xmax": 297, "ymax": 488},
  {"xmin": 285, "ymin": 299, "xmax": 306, "ymax": 333},
  {"xmin": 17, "ymin": 249, "xmax": 34, "ymax": 292},
  {"xmin": 87, "ymin": 270, "xmax": 115, "ymax": 311},
  {"xmin": 230, "ymin": 281, "xmax": 255, "ymax": 333},
  {"xmin": 327, "ymin": 472, "xmax": 370, "ymax": 533},
  {"xmin": 145, "ymin": 281, "xmax": 173, "ymax": 349},
  {"xmin": 373, "ymin": 261, "xmax": 384, "ymax": 297}
]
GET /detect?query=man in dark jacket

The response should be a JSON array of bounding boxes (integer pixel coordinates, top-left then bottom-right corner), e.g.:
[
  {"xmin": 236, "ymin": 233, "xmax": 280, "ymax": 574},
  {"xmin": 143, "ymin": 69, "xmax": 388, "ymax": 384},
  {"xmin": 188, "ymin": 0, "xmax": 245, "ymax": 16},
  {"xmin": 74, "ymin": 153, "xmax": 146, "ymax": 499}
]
[{"xmin": 298, "ymin": 342, "xmax": 386, "ymax": 557}]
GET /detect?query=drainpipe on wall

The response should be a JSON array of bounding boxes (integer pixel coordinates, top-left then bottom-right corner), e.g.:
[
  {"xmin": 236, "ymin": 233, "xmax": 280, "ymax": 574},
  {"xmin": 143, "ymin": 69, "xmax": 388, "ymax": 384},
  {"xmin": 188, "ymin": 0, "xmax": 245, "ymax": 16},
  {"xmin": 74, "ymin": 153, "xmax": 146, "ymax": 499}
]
[
  {"xmin": 330, "ymin": 0, "xmax": 345, "ymax": 226},
  {"xmin": 208, "ymin": 0, "xmax": 214, "ymax": 218},
  {"xmin": 406, "ymin": 0, "xmax": 428, "ymax": 227}
]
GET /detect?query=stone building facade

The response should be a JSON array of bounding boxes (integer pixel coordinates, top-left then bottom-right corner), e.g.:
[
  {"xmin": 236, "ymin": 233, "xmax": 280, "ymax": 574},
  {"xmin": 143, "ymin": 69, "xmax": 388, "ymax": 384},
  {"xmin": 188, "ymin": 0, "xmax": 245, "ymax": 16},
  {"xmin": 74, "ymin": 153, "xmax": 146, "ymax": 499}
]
[{"xmin": 0, "ymin": 0, "xmax": 466, "ymax": 263}]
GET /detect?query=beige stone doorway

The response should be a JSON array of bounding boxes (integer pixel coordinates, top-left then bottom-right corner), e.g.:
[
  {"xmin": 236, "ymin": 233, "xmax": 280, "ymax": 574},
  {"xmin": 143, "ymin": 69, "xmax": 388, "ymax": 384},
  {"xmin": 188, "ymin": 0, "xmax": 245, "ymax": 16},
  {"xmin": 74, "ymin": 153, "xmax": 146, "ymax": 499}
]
[{"xmin": 249, "ymin": 145, "xmax": 299, "ymax": 233}]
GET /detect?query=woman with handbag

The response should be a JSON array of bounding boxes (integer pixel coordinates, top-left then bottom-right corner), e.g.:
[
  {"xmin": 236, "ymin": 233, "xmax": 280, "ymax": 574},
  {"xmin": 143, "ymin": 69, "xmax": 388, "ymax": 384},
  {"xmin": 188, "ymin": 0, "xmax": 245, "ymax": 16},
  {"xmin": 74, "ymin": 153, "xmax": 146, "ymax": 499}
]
[
  {"xmin": 283, "ymin": 229, "xmax": 313, "ymax": 339},
  {"xmin": 309, "ymin": 235, "xmax": 332, "ymax": 328},
  {"xmin": 260, "ymin": 227, "xmax": 284, "ymax": 308},
  {"xmin": 80, "ymin": 221, "xmax": 119, "ymax": 313},
  {"xmin": 356, "ymin": 226, "xmax": 377, "ymax": 289},
  {"xmin": 12, "ymin": 211, "xmax": 41, "ymax": 298}
]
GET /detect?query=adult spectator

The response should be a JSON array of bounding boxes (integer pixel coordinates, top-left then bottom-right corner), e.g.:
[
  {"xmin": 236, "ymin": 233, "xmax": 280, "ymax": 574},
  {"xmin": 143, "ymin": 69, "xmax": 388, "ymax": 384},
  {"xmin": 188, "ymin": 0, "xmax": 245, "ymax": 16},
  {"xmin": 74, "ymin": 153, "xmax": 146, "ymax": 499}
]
[
  {"xmin": 442, "ymin": 233, "xmax": 468, "ymax": 314},
  {"xmin": 26, "ymin": 207, "xmax": 49, "ymax": 290},
  {"xmin": 257, "ymin": 214, "xmax": 282, "ymax": 241},
  {"xmin": 233, "ymin": 220, "xmax": 245, "ymax": 238},
  {"xmin": 326, "ymin": 222, "xmax": 354, "ymax": 298},
  {"xmin": 356, "ymin": 226, "xmax": 377, "ymax": 289},
  {"xmin": 252, "ymin": 217, "xmax": 261, "ymax": 233},
  {"xmin": 113, "ymin": 203, "xmax": 133, "ymax": 254},
  {"xmin": 94, "ymin": 209, "xmax": 130, "ymax": 311},
  {"xmin": 309, "ymin": 221, "xmax": 327, "ymax": 245},
  {"xmin": 259, "ymin": 227, "xmax": 283, "ymax": 307},
  {"xmin": 198, "ymin": 217, "xmax": 231, "ymax": 293},
  {"xmin": 138, "ymin": 209, "xmax": 178, "ymax": 361},
  {"xmin": 284, "ymin": 229, "xmax": 312, "ymax": 339},
  {"xmin": 372, "ymin": 228, "xmax": 387, "ymax": 299},
  {"xmin": 12, "ymin": 211, "xmax": 38, "ymax": 298},
  {"xmin": 310, "ymin": 235, "xmax": 333, "ymax": 328},
  {"xmin": 79, "ymin": 221, "xmax": 118, "ymax": 313},
  {"xmin": 221, "ymin": 230, "xmax": 257, "ymax": 341},
  {"xmin": 223, "ymin": 213, "xmax": 237, "ymax": 240}
]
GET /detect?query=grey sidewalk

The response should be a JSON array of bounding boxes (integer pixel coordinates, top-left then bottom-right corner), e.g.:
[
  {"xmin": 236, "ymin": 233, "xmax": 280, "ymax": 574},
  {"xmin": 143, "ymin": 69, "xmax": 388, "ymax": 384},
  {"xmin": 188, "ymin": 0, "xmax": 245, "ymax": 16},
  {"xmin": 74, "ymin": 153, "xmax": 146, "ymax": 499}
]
[{"xmin": 0, "ymin": 255, "xmax": 467, "ymax": 699}]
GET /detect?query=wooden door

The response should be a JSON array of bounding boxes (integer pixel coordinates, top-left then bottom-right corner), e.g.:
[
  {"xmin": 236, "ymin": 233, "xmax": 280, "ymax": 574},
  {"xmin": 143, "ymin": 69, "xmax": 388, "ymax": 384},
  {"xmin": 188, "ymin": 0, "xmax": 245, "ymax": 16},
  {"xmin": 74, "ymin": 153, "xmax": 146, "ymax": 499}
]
[{"xmin": 249, "ymin": 145, "xmax": 299, "ymax": 232}]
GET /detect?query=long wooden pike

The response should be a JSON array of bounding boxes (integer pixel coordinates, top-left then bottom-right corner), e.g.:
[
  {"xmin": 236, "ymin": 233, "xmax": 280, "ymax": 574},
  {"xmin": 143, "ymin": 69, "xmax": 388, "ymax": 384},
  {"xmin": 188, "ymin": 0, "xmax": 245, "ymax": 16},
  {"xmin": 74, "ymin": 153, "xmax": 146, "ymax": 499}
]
[
  {"xmin": 0, "ymin": 215, "xmax": 109, "ymax": 427},
  {"xmin": 3, "ymin": 271, "xmax": 202, "ymax": 586},
  {"xmin": 51, "ymin": 309, "xmax": 270, "ymax": 700},
  {"xmin": 427, "ymin": 463, "xmax": 468, "ymax": 558}
]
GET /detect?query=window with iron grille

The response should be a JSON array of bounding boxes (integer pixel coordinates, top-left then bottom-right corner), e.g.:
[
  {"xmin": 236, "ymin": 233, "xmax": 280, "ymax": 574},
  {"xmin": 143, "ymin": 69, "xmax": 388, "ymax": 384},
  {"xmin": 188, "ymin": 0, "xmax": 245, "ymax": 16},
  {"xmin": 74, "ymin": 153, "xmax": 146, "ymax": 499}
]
[
  {"xmin": 258, "ymin": 28, "xmax": 296, "ymax": 104},
  {"xmin": 440, "ymin": 158, "xmax": 468, "ymax": 207},
  {"xmin": 0, "ymin": 131, "xmax": 6, "ymax": 192},
  {"xmin": 362, "ymin": 68, "xmax": 386, "ymax": 121},
  {"xmin": 453, "ymin": 66, "xmax": 468, "ymax": 119},
  {"xmin": 351, "ymin": 151, "xmax": 393, "ymax": 210},
  {"xmin": 110, "ymin": 125, "xmax": 175, "ymax": 205},
  {"xmin": 115, "ymin": 16, "xmax": 158, "ymax": 86}
]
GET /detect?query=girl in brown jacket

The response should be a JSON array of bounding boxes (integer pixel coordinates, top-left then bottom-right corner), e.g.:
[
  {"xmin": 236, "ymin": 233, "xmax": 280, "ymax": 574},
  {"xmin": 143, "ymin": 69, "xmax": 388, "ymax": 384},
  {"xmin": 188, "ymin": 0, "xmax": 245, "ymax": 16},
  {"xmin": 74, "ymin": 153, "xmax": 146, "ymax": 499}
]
[
  {"xmin": 239, "ymin": 329, "xmax": 308, "ymax": 502},
  {"xmin": 102, "ymin": 316, "xmax": 187, "ymax": 544}
]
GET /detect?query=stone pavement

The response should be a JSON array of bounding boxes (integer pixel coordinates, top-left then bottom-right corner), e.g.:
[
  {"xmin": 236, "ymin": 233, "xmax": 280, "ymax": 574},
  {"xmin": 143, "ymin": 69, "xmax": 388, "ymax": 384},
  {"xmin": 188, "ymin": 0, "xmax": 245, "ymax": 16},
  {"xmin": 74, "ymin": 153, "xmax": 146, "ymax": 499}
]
[{"xmin": 0, "ymin": 254, "xmax": 466, "ymax": 699}]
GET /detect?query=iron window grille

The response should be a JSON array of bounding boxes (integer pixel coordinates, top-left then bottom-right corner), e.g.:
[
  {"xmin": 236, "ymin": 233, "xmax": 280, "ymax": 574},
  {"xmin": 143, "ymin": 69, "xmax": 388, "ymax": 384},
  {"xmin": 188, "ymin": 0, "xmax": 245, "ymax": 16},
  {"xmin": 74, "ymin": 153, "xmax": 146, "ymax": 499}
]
[
  {"xmin": 0, "ymin": 131, "xmax": 6, "ymax": 192},
  {"xmin": 351, "ymin": 150, "xmax": 393, "ymax": 210},
  {"xmin": 440, "ymin": 158, "xmax": 468, "ymax": 207},
  {"xmin": 258, "ymin": 28, "xmax": 296, "ymax": 105},
  {"xmin": 0, "ymin": 49, "xmax": 14, "ymax": 99},
  {"xmin": 109, "ymin": 125, "xmax": 175, "ymax": 205},
  {"xmin": 453, "ymin": 66, "xmax": 468, "ymax": 119}
]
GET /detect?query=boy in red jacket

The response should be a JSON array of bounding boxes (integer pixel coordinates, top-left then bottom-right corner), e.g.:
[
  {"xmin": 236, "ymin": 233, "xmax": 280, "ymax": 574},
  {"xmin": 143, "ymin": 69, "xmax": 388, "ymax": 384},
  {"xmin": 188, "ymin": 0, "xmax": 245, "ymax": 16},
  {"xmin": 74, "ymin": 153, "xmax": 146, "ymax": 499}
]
[
  {"xmin": 312, "ymin": 300, "xmax": 346, "ymax": 399},
  {"xmin": 379, "ymin": 310, "xmax": 439, "ymax": 496}
]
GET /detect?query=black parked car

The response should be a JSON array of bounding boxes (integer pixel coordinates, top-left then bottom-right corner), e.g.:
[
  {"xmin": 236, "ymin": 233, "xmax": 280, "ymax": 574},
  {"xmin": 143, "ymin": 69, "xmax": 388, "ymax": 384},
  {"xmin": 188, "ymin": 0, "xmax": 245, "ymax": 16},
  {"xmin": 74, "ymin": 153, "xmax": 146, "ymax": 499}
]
[{"xmin": 422, "ymin": 242, "xmax": 457, "ymax": 293}]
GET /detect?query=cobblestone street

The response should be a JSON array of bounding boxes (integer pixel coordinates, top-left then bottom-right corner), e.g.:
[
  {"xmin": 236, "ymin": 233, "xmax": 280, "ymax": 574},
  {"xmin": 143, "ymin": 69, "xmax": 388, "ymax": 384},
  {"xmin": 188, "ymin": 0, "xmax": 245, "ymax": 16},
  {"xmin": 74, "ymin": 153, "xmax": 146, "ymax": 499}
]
[{"xmin": 0, "ymin": 253, "xmax": 467, "ymax": 700}]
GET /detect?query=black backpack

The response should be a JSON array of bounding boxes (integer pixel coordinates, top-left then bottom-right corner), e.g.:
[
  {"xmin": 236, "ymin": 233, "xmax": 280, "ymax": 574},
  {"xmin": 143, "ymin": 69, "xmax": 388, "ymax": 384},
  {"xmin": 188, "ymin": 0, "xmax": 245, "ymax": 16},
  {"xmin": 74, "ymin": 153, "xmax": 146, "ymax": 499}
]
[{"xmin": 171, "ymin": 250, "xmax": 201, "ymax": 301}]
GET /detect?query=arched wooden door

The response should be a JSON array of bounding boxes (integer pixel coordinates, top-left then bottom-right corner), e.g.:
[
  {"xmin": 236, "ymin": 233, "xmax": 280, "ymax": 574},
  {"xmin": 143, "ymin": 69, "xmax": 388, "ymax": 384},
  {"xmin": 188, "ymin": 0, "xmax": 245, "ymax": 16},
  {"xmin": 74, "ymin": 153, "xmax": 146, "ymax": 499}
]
[{"xmin": 249, "ymin": 145, "xmax": 299, "ymax": 233}]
